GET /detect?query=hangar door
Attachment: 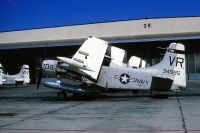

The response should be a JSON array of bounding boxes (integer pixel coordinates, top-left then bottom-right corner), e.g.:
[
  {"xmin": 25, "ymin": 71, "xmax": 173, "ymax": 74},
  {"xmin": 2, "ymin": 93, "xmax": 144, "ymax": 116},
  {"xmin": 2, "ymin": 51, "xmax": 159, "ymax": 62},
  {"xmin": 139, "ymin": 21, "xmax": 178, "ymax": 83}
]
[{"xmin": 188, "ymin": 54, "xmax": 200, "ymax": 80}]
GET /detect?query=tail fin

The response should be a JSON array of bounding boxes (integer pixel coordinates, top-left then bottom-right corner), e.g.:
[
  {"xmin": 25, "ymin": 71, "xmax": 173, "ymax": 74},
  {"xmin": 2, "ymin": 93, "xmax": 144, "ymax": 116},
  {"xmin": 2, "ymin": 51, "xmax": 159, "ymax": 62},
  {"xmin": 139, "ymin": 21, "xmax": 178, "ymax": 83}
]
[
  {"xmin": 18, "ymin": 65, "xmax": 30, "ymax": 84},
  {"xmin": 0, "ymin": 63, "xmax": 2, "ymax": 85},
  {"xmin": 151, "ymin": 43, "xmax": 186, "ymax": 88}
]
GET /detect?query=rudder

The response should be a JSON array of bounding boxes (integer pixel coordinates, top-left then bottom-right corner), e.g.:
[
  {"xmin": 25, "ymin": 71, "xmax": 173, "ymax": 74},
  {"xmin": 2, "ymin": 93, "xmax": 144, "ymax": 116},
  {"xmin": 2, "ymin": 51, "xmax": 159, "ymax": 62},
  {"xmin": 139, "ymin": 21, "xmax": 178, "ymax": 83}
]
[{"xmin": 18, "ymin": 65, "xmax": 30, "ymax": 84}]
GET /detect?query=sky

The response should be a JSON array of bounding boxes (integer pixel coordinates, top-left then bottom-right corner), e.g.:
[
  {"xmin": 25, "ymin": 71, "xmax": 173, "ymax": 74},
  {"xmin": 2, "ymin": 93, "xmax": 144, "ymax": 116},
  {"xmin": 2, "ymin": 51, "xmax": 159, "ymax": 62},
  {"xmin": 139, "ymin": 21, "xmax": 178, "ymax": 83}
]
[{"xmin": 0, "ymin": 0, "xmax": 200, "ymax": 32}]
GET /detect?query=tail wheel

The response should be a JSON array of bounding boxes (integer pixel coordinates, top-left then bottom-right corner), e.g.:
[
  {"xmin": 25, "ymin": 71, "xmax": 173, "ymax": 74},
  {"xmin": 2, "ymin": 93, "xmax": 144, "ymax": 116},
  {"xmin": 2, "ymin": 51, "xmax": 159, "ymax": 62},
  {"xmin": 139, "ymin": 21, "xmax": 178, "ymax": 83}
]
[
  {"xmin": 132, "ymin": 90, "xmax": 139, "ymax": 95},
  {"xmin": 152, "ymin": 94, "xmax": 169, "ymax": 99},
  {"xmin": 57, "ymin": 91, "xmax": 66, "ymax": 101}
]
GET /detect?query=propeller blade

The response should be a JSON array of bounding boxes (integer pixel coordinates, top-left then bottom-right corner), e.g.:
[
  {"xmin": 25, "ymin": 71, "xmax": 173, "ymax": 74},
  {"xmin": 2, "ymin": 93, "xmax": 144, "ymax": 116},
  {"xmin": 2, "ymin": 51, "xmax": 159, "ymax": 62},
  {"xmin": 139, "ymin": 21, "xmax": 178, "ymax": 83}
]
[
  {"xmin": 36, "ymin": 44, "xmax": 47, "ymax": 90},
  {"xmin": 37, "ymin": 67, "xmax": 42, "ymax": 90}
]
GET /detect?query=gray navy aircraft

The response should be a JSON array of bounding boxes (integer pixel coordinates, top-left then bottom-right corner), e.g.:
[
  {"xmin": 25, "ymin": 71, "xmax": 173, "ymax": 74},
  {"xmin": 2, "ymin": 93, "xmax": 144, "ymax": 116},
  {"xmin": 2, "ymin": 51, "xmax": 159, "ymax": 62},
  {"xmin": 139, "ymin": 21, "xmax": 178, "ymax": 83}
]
[
  {"xmin": 37, "ymin": 37, "xmax": 186, "ymax": 100},
  {"xmin": 0, "ymin": 64, "xmax": 30, "ymax": 86}
]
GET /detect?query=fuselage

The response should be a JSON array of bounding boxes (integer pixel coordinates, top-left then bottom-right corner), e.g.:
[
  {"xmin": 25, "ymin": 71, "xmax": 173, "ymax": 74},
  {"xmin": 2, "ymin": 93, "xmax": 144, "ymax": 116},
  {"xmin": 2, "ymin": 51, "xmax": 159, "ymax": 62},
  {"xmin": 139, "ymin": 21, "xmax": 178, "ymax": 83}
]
[{"xmin": 97, "ymin": 66, "xmax": 152, "ymax": 90}]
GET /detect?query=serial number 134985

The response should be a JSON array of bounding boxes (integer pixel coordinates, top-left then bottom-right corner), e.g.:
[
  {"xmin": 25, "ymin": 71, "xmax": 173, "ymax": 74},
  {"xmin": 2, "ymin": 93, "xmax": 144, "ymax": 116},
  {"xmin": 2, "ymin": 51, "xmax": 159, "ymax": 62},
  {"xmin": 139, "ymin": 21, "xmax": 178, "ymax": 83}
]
[{"xmin": 163, "ymin": 69, "xmax": 180, "ymax": 76}]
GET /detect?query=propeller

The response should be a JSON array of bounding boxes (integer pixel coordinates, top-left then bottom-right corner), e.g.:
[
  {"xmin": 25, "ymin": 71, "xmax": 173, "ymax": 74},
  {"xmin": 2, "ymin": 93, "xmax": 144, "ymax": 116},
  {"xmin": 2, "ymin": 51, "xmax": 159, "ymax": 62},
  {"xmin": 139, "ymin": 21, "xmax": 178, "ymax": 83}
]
[
  {"xmin": 36, "ymin": 61, "xmax": 43, "ymax": 90},
  {"xmin": 36, "ymin": 44, "xmax": 47, "ymax": 90}
]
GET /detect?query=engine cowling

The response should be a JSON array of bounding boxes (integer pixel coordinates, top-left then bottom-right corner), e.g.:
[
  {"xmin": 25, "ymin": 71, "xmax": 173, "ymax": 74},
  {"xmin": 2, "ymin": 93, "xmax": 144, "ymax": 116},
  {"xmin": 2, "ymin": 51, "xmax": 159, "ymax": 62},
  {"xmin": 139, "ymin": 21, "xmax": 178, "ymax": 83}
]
[
  {"xmin": 42, "ymin": 59, "xmax": 92, "ymax": 85},
  {"xmin": 42, "ymin": 60, "xmax": 59, "ymax": 77}
]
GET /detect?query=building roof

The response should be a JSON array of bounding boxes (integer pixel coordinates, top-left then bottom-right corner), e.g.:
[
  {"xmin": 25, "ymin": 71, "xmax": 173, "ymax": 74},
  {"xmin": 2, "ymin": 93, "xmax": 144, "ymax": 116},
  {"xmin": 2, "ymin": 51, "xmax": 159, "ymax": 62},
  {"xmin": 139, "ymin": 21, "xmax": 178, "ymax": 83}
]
[{"xmin": 0, "ymin": 16, "xmax": 200, "ymax": 48}]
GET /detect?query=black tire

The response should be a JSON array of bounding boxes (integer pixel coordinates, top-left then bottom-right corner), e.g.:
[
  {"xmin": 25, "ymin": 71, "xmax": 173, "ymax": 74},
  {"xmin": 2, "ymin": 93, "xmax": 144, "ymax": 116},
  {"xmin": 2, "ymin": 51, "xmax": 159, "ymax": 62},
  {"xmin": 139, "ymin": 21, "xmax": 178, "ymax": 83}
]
[
  {"xmin": 152, "ymin": 94, "xmax": 169, "ymax": 99},
  {"xmin": 132, "ymin": 90, "xmax": 139, "ymax": 95},
  {"xmin": 57, "ymin": 91, "xmax": 66, "ymax": 101}
]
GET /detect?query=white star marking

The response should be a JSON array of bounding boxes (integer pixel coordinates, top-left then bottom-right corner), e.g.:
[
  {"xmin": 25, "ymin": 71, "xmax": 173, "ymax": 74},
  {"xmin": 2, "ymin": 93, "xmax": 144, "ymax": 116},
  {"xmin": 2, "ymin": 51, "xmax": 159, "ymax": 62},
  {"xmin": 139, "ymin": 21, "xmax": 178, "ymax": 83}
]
[{"xmin": 121, "ymin": 74, "xmax": 129, "ymax": 84}]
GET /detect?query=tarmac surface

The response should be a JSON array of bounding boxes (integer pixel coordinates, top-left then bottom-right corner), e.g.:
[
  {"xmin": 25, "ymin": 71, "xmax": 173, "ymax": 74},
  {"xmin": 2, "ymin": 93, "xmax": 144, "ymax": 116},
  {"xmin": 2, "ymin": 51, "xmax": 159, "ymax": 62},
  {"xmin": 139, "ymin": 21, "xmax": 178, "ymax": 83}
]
[{"xmin": 0, "ymin": 81, "xmax": 200, "ymax": 133}]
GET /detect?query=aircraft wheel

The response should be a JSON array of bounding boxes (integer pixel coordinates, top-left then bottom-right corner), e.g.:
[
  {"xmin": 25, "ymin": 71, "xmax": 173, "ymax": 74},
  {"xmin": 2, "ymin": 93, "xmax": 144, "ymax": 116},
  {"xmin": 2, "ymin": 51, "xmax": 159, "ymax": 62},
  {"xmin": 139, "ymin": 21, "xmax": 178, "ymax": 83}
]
[
  {"xmin": 132, "ymin": 90, "xmax": 139, "ymax": 95},
  {"xmin": 57, "ymin": 91, "xmax": 66, "ymax": 101},
  {"xmin": 152, "ymin": 94, "xmax": 169, "ymax": 99}
]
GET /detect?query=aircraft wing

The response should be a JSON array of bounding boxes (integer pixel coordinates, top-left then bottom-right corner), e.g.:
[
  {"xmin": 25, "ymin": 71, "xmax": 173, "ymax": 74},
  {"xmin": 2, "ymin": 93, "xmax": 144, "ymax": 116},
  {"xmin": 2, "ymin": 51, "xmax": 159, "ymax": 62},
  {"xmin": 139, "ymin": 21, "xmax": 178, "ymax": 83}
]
[{"xmin": 57, "ymin": 37, "xmax": 108, "ymax": 81}]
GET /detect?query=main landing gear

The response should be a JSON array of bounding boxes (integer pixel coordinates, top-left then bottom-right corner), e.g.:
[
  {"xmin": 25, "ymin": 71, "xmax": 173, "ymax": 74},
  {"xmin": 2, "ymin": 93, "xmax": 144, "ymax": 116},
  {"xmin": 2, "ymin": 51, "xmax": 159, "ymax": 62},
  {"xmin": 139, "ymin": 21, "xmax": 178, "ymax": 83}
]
[
  {"xmin": 57, "ymin": 91, "xmax": 66, "ymax": 101},
  {"xmin": 56, "ymin": 91, "xmax": 77, "ymax": 101}
]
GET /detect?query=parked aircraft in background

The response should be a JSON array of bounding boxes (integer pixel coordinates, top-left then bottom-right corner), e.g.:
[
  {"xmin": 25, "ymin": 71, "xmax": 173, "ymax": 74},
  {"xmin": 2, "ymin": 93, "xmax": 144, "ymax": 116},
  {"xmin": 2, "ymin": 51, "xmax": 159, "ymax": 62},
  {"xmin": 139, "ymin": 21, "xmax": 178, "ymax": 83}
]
[
  {"xmin": 37, "ymin": 37, "xmax": 186, "ymax": 100},
  {"xmin": 0, "ymin": 64, "xmax": 30, "ymax": 86}
]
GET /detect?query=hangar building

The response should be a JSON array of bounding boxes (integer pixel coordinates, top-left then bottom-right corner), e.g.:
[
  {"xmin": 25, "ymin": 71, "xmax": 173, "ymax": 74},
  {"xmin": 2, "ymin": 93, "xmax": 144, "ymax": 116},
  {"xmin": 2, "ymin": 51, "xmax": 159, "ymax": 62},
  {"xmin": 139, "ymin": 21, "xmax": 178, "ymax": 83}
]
[{"xmin": 0, "ymin": 16, "xmax": 200, "ymax": 83}]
